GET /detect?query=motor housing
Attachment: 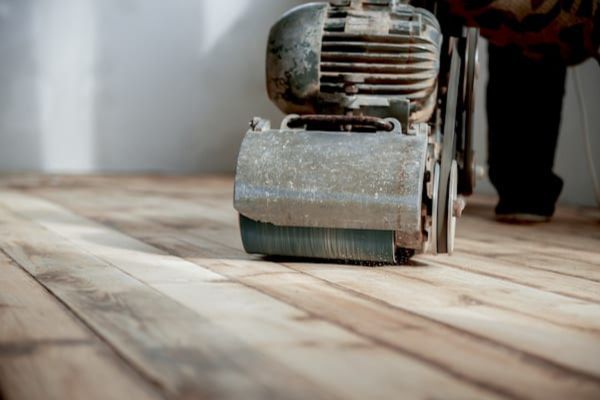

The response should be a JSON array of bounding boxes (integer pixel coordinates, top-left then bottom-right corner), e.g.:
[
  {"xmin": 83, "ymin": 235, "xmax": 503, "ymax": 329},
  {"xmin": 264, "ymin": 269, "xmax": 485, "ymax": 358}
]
[{"xmin": 267, "ymin": 0, "xmax": 443, "ymax": 126}]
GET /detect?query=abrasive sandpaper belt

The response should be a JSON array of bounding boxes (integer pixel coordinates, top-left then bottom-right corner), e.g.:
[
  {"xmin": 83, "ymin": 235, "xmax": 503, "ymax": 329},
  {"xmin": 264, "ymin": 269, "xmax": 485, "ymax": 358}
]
[{"xmin": 240, "ymin": 215, "xmax": 398, "ymax": 264}]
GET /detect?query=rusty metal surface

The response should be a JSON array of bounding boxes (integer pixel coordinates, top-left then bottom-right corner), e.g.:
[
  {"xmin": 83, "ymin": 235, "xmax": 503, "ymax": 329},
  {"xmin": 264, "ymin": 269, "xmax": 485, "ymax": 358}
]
[
  {"xmin": 287, "ymin": 114, "xmax": 394, "ymax": 131},
  {"xmin": 266, "ymin": 3, "xmax": 328, "ymax": 115},
  {"xmin": 266, "ymin": 1, "xmax": 442, "ymax": 123},
  {"xmin": 234, "ymin": 127, "xmax": 428, "ymax": 249}
]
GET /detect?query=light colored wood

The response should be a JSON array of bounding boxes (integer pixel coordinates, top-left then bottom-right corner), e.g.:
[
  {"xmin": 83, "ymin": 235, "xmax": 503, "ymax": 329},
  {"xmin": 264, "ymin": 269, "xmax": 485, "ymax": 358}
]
[
  {"xmin": 0, "ymin": 191, "xmax": 499, "ymax": 400},
  {"xmin": 458, "ymin": 216, "xmax": 600, "ymax": 261},
  {"xmin": 88, "ymin": 186, "xmax": 600, "ymax": 333},
  {"xmin": 25, "ymin": 185, "xmax": 600, "ymax": 332},
  {"xmin": 496, "ymin": 252, "xmax": 600, "ymax": 282},
  {"xmin": 0, "ymin": 174, "xmax": 599, "ymax": 400},
  {"xmin": 464, "ymin": 196, "xmax": 600, "ymax": 235},
  {"xmin": 454, "ymin": 237, "xmax": 600, "ymax": 281},
  {"xmin": 0, "ymin": 201, "xmax": 339, "ymax": 400},
  {"xmin": 426, "ymin": 252, "xmax": 600, "ymax": 302},
  {"xmin": 157, "ymin": 225, "xmax": 600, "ymax": 376},
  {"xmin": 143, "ymin": 229, "xmax": 600, "ymax": 400},
  {"xmin": 19, "ymin": 179, "xmax": 600, "ymax": 349},
  {"xmin": 10, "ymin": 180, "xmax": 600, "ymax": 399},
  {"xmin": 0, "ymin": 251, "xmax": 162, "ymax": 400}
]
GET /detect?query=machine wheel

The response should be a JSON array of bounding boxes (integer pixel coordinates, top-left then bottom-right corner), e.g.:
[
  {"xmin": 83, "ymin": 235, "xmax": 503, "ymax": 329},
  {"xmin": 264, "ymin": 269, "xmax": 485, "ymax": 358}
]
[
  {"xmin": 436, "ymin": 43, "xmax": 461, "ymax": 254},
  {"xmin": 458, "ymin": 28, "xmax": 479, "ymax": 195},
  {"xmin": 447, "ymin": 160, "xmax": 458, "ymax": 254},
  {"xmin": 430, "ymin": 162, "xmax": 441, "ymax": 254}
]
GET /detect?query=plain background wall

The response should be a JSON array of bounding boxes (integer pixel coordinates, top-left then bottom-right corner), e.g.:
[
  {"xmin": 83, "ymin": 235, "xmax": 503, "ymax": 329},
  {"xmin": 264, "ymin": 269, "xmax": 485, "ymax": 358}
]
[
  {"xmin": 0, "ymin": 0, "xmax": 598, "ymax": 206},
  {"xmin": 0, "ymin": 0, "xmax": 304, "ymax": 173}
]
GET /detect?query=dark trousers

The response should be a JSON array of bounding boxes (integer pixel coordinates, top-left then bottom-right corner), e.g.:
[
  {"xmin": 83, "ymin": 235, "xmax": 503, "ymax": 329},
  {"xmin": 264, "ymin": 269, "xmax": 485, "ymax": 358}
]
[{"xmin": 487, "ymin": 44, "xmax": 566, "ymax": 216}]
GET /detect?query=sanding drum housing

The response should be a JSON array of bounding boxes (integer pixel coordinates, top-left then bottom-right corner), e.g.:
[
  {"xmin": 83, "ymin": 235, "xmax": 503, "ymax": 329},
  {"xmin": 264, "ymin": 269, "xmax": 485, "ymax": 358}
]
[{"xmin": 234, "ymin": 0, "xmax": 479, "ymax": 264}]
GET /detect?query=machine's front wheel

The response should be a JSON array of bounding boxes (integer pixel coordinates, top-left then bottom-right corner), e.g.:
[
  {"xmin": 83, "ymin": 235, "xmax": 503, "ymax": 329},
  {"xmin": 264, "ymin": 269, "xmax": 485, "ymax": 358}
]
[
  {"xmin": 458, "ymin": 28, "xmax": 479, "ymax": 195},
  {"xmin": 436, "ymin": 43, "xmax": 461, "ymax": 254}
]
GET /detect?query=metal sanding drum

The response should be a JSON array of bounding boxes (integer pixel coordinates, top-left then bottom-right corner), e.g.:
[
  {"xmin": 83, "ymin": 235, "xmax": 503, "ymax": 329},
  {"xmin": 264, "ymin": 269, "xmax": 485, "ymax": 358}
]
[{"xmin": 234, "ymin": 126, "xmax": 428, "ymax": 263}]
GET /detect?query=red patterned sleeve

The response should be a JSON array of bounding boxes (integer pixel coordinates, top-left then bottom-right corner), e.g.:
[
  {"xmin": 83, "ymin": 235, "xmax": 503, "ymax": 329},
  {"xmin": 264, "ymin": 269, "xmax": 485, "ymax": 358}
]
[{"xmin": 444, "ymin": 0, "xmax": 599, "ymax": 64}]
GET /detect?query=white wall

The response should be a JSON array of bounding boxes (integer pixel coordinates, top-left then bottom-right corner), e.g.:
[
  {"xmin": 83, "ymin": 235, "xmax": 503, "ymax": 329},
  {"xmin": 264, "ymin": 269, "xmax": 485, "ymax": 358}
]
[
  {"xmin": 0, "ymin": 1, "xmax": 598, "ymax": 205},
  {"xmin": 0, "ymin": 0, "xmax": 302, "ymax": 173}
]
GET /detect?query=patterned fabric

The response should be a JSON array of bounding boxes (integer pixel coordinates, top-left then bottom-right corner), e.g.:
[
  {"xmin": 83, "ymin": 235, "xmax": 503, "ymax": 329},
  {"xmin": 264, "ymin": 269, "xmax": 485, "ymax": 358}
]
[{"xmin": 445, "ymin": 0, "xmax": 600, "ymax": 64}]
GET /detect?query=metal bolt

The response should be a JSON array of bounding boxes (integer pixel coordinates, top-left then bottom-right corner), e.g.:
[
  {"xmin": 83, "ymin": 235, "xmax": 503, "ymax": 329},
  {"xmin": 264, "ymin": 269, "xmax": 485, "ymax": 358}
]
[
  {"xmin": 249, "ymin": 117, "xmax": 261, "ymax": 130},
  {"xmin": 453, "ymin": 196, "xmax": 466, "ymax": 218},
  {"xmin": 344, "ymin": 84, "xmax": 359, "ymax": 95}
]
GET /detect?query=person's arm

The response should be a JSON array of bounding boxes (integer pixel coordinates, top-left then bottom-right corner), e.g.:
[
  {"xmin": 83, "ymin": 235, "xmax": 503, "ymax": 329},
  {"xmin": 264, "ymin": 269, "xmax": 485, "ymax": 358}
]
[{"xmin": 444, "ymin": 0, "xmax": 599, "ymax": 64}]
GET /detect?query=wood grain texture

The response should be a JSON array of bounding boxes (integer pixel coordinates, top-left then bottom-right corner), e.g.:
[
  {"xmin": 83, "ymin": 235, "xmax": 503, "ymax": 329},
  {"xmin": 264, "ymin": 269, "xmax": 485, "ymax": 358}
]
[
  {"xmin": 0, "ymin": 201, "xmax": 339, "ymax": 400},
  {"xmin": 0, "ymin": 191, "xmax": 502, "ymax": 400},
  {"xmin": 0, "ymin": 174, "xmax": 599, "ymax": 400},
  {"xmin": 0, "ymin": 251, "xmax": 162, "ymax": 400}
]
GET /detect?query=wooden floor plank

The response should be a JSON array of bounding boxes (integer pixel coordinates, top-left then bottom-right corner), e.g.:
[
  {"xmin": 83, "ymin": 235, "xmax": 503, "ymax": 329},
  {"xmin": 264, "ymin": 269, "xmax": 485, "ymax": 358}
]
[
  {"xmin": 152, "ymin": 232, "xmax": 600, "ymax": 400},
  {"xmin": 1, "ymin": 175, "xmax": 599, "ymax": 400},
  {"xmin": 27, "ymin": 183, "xmax": 600, "ymax": 328},
  {"xmin": 27, "ymin": 181, "xmax": 600, "ymax": 270},
  {"xmin": 459, "ymin": 216, "xmax": 600, "ymax": 259},
  {"xmin": 103, "ymin": 188, "xmax": 600, "ymax": 334},
  {"xmin": 11, "ymin": 188, "xmax": 600, "ymax": 399},
  {"xmin": 464, "ymin": 197, "xmax": 600, "ymax": 239},
  {"xmin": 177, "ymin": 225, "xmax": 600, "ymax": 374},
  {"xmin": 495, "ymin": 252, "xmax": 600, "ymax": 282},
  {"xmin": 456, "ymin": 236, "xmax": 600, "ymax": 281},
  {"xmin": 193, "ymin": 224, "xmax": 600, "ymax": 336},
  {"xmin": 30, "ymin": 186, "xmax": 599, "ymax": 279},
  {"xmin": 0, "ymin": 202, "xmax": 341, "ymax": 400},
  {"xmin": 28, "ymin": 187, "xmax": 600, "ymax": 333},
  {"xmin": 0, "ymin": 251, "xmax": 162, "ymax": 400},
  {"xmin": 0, "ymin": 191, "xmax": 501, "ymax": 400},
  {"xmin": 43, "ymin": 176, "xmax": 598, "ymax": 261},
  {"xmin": 426, "ymin": 252, "xmax": 600, "ymax": 302}
]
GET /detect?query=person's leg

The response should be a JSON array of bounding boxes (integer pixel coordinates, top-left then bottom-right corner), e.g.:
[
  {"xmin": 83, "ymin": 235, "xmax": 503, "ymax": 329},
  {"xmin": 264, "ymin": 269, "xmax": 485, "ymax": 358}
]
[{"xmin": 487, "ymin": 44, "xmax": 566, "ymax": 220}]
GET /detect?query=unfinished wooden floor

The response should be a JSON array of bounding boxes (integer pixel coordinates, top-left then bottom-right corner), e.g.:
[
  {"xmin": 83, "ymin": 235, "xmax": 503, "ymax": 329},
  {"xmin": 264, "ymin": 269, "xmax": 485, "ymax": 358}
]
[{"xmin": 0, "ymin": 174, "xmax": 599, "ymax": 400}]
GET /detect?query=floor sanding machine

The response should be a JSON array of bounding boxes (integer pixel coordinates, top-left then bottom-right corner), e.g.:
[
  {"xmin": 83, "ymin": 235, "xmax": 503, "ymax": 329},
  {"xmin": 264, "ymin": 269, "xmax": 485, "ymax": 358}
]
[{"xmin": 234, "ymin": 0, "xmax": 479, "ymax": 264}]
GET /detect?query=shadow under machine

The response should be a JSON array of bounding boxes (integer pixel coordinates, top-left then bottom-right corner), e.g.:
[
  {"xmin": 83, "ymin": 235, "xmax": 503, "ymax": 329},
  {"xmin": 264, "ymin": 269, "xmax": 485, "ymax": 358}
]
[{"xmin": 234, "ymin": 0, "xmax": 479, "ymax": 264}]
